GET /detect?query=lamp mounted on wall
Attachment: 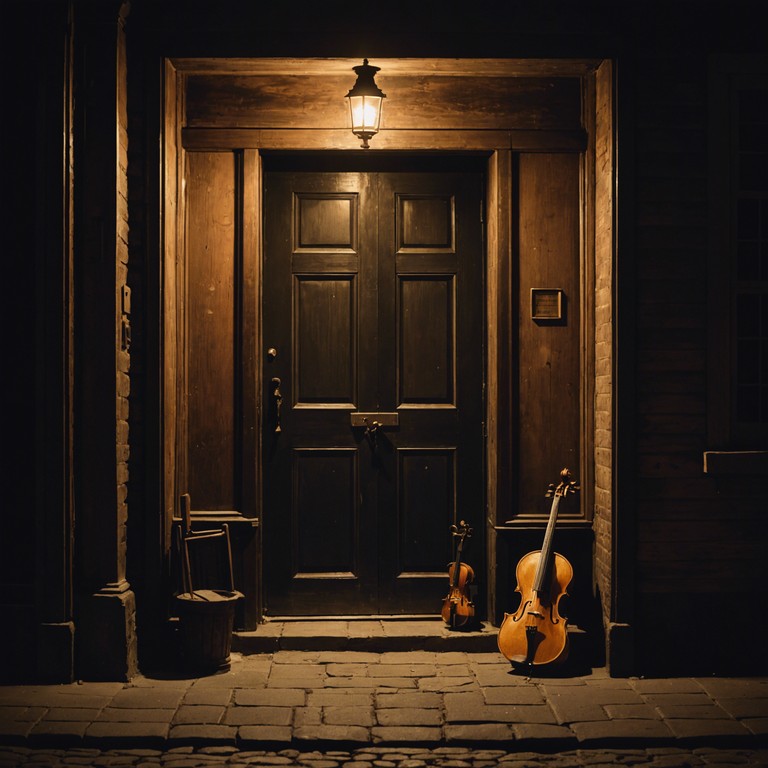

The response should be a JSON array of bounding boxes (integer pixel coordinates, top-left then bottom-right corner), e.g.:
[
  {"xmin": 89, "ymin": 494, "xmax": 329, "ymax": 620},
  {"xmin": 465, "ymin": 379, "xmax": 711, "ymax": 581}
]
[{"xmin": 346, "ymin": 59, "xmax": 386, "ymax": 148}]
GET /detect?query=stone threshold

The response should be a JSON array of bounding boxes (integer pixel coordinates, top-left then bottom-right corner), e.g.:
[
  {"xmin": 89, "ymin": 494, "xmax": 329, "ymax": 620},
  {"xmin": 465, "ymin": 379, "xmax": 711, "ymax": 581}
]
[
  {"xmin": 233, "ymin": 616, "xmax": 589, "ymax": 655},
  {"xmin": 233, "ymin": 616, "xmax": 497, "ymax": 653}
]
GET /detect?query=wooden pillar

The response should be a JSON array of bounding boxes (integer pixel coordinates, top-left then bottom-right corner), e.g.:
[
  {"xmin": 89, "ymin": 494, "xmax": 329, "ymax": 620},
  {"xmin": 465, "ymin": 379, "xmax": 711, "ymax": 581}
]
[
  {"xmin": 485, "ymin": 149, "xmax": 513, "ymax": 623},
  {"xmin": 74, "ymin": 0, "xmax": 137, "ymax": 681}
]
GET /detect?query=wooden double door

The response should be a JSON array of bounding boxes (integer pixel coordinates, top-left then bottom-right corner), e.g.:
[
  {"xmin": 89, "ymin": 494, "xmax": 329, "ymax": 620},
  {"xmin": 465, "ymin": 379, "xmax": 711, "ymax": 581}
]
[{"xmin": 262, "ymin": 159, "xmax": 485, "ymax": 616}]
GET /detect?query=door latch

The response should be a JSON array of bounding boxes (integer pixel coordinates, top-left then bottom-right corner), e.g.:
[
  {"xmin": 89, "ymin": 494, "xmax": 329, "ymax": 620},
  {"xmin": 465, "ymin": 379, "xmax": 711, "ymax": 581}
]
[
  {"xmin": 350, "ymin": 413, "xmax": 398, "ymax": 453},
  {"xmin": 349, "ymin": 412, "xmax": 399, "ymax": 428}
]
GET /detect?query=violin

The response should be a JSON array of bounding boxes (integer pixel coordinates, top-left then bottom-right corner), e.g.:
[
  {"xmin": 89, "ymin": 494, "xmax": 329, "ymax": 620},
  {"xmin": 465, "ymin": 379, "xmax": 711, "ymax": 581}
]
[
  {"xmin": 497, "ymin": 468, "xmax": 579, "ymax": 670},
  {"xmin": 441, "ymin": 521, "xmax": 475, "ymax": 629}
]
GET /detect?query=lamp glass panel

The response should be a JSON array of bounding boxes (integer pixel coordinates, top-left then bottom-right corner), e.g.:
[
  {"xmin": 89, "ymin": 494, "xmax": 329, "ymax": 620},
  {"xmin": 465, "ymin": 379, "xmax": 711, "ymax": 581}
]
[{"xmin": 349, "ymin": 95, "xmax": 382, "ymax": 133}]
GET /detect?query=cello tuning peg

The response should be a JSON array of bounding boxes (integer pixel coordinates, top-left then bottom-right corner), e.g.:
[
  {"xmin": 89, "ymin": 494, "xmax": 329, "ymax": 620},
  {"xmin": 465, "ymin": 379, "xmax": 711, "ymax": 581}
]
[{"xmin": 566, "ymin": 480, "xmax": 580, "ymax": 494}]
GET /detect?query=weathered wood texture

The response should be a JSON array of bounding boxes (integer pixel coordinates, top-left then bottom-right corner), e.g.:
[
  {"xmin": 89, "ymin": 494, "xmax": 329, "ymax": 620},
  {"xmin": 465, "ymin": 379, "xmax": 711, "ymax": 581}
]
[
  {"xmin": 514, "ymin": 153, "xmax": 582, "ymax": 518},
  {"xmin": 181, "ymin": 128, "xmax": 587, "ymax": 152},
  {"xmin": 184, "ymin": 73, "xmax": 584, "ymax": 132},
  {"xmin": 186, "ymin": 152, "xmax": 238, "ymax": 510},
  {"xmin": 164, "ymin": 57, "xmax": 182, "ymax": 538}
]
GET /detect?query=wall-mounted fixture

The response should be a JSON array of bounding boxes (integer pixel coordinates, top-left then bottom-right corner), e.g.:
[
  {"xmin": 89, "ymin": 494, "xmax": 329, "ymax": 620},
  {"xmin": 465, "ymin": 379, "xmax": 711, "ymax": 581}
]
[
  {"xmin": 531, "ymin": 288, "xmax": 566, "ymax": 324},
  {"xmin": 346, "ymin": 59, "xmax": 386, "ymax": 148}
]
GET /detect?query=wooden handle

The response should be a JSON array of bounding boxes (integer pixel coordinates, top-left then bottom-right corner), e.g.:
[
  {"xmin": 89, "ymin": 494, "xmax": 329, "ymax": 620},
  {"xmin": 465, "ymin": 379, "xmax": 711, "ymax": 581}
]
[{"xmin": 180, "ymin": 493, "xmax": 191, "ymax": 536}]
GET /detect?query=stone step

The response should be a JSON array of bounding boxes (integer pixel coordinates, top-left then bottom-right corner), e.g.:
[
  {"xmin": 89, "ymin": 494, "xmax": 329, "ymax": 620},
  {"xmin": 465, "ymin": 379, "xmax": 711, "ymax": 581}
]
[{"xmin": 233, "ymin": 616, "xmax": 590, "ymax": 657}]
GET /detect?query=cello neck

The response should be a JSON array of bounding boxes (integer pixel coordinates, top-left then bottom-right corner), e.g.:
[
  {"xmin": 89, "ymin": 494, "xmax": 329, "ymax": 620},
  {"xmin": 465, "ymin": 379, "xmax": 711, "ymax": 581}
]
[
  {"xmin": 532, "ymin": 468, "xmax": 579, "ymax": 594},
  {"xmin": 532, "ymin": 493, "xmax": 560, "ymax": 593}
]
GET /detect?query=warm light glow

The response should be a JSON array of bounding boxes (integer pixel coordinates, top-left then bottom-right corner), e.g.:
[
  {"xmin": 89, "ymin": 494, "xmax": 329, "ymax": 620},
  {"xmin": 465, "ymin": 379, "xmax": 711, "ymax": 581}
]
[
  {"xmin": 349, "ymin": 95, "xmax": 382, "ymax": 133},
  {"xmin": 345, "ymin": 59, "xmax": 386, "ymax": 148}
]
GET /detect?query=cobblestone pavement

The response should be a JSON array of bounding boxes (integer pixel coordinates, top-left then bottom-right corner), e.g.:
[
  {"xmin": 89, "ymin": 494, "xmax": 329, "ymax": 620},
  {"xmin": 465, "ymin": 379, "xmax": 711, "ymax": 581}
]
[
  {"xmin": 1, "ymin": 650, "xmax": 767, "ymax": 763},
  {"xmin": 1, "ymin": 744, "xmax": 768, "ymax": 767}
]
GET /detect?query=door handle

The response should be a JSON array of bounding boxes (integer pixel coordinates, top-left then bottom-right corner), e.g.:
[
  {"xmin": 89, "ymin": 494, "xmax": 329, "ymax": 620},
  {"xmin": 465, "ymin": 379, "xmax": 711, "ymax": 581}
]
[
  {"xmin": 350, "ymin": 412, "xmax": 399, "ymax": 428},
  {"xmin": 271, "ymin": 377, "xmax": 283, "ymax": 433},
  {"xmin": 351, "ymin": 413, "xmax": 398, "ymax": 454}
]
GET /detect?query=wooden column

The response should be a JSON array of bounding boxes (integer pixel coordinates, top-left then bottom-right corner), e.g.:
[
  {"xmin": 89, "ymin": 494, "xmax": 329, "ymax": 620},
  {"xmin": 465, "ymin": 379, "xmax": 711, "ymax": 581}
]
[
  {"xmin": 74, "ymin": 0, "xmax": 137, "ymax": 680},
  {"xmin": 485, "ymin": 149, "xmax": 513, "ymax": 622}
]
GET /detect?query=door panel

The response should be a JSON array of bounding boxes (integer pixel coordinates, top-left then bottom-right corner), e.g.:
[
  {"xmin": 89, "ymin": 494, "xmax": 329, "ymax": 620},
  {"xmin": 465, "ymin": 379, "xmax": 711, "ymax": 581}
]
[
  {"xmin": 292, "ymin": 448, "xmax": 358, "ymax": 574},
  {"xmin": 397, "ymin": 449, "xmax": 456, "ymax": 574},
  {"xmin": 295, "ymin": 276, "xmax": 356, "ymax": 404},
  {"xmin": 263, "ymin": 164, "xmax": 483, "ymax": 616},
  {"xmin": 399, "ymin": 277, "xmax": 455, "ymax": 404}
]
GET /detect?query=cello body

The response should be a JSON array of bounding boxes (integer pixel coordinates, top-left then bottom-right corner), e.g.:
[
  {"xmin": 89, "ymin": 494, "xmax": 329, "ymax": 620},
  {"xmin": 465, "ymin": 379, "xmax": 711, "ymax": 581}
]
[
  {"xmin": 497, "ymin": 468, "xmax": 578, "ymax": 669},
  {"xmin": 496, "ymin": 549, "xmax": 572, "ymax": 666}
]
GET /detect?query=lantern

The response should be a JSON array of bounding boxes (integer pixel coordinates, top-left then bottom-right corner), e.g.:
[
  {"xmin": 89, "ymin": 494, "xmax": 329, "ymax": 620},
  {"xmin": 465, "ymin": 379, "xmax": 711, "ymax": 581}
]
[{"xmin": 346, "ymin": 59, "xmax": 386, "ymax": 149}]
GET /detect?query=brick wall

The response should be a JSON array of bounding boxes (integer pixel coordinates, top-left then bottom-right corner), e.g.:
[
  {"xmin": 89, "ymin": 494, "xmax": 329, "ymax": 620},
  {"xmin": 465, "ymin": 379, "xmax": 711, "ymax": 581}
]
[
  {"xmin": 117, "ymin": 10, "xmax": 130, "ymax": 577},
  {"xmin": 629, "ymin": 28, "xmax": 767, "ymax": 674},
  {"xmin": 593, "ymin": 61, "xmax": 614, "ymax": 630}
]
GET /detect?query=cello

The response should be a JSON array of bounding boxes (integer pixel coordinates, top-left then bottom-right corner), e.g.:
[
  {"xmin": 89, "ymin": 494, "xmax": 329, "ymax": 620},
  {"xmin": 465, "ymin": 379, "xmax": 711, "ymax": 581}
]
[
  {"xmin": 497, "ymin": 468, "xmax": 579, "ymax": 669},
  {"xmin": 441, "ymin": 521, "xmax": 475, "ymax": 629}
]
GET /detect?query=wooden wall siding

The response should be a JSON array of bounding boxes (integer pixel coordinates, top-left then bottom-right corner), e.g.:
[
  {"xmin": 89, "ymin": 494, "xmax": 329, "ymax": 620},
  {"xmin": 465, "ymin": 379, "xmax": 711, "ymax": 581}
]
[
  {"xmin": 184, "ymin": 74, "xmax": 584, "ymax": 132},
  {"xmin": 163, "ymin": 58, "xmax": 180, "ymax": 543},
  {"xmin": 176, "ymin": 147, "xmax": 261, "ymax": 525},
  {"xmin": 186, "ymin": 152, "xmax": 238, "ymax": 510},
  {"xmin": 515, "ymin": 152, "xmax": 582, "ymax": 517},
  {"xmin": 484, "ymin": 150, "xmax": 512, "ymax": 621}
]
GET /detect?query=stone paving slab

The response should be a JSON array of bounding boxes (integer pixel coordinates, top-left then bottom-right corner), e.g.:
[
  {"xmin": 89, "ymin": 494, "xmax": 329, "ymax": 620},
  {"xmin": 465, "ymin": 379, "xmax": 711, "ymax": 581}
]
[{"xmin": 1, "ymin": 649, "xmax": 767, "ymax": 753}]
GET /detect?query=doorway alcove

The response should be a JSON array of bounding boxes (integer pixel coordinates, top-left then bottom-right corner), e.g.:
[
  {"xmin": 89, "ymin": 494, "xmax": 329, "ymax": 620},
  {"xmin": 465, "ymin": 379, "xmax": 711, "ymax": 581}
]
[{"xmin": 157, "ymin": 58, "xmax": 616, "ymax": 659}]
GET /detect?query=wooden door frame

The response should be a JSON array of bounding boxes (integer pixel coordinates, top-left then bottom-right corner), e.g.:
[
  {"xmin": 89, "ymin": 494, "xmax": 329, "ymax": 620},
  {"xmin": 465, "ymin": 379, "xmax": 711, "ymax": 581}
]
[{"xmin": 160, "ymin": 57, "xmax": 614, "ymax": 626}]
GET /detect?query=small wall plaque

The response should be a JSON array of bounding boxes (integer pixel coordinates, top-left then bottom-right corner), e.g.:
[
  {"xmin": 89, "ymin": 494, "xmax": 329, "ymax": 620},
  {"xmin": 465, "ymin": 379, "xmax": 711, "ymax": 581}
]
[{"xmin": 531, "ymin": 289, "xmax": 564, "ymax": 321}]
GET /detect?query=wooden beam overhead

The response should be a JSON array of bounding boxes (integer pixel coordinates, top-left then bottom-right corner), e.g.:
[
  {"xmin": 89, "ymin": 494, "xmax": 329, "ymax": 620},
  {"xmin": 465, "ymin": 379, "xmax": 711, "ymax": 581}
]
[
  {"xmin": 170, "ymin": 57, "xmax": 602, "ymax": 77},
  {"xmin": 181, "ymin": 127, "xmax": 588, "ymax": 152}
]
